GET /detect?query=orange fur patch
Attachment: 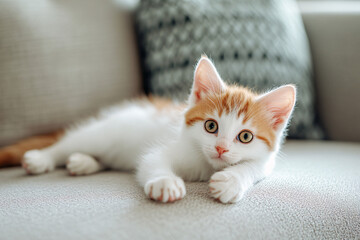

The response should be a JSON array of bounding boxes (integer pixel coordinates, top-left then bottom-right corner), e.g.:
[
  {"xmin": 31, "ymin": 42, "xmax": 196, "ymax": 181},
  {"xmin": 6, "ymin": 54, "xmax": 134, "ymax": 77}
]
[
  {"xmin": 185, "ymin": 85, "xmax": 276, "ymax": 150},
  {"xmin": 147, "ymin": 95, "xmax": 175, "ymax": 110},
  {"xmin": 0, "ymin": 130, "xmax": 64, "ymax": 168},
  {"xmin": 147, "ymin": 95, "xmax": 186, "ymax": 112}
]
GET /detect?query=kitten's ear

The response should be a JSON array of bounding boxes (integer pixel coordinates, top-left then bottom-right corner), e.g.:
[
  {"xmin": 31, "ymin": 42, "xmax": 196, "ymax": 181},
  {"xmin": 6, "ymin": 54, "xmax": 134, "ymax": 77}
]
[
  {"xmin": 189, "ymin": 55, "xmax": 226, "ymax": 105},
  {"xmin": 257, "ymin": 85, "xmax": 296, "ymax": 130}
]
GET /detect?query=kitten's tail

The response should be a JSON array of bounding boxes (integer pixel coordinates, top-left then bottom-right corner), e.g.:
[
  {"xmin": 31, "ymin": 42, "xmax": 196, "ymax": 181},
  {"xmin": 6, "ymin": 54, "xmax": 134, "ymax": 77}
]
[{"xmin": 0, "ymin": 130, "xmax": 64, "ymax": 168}]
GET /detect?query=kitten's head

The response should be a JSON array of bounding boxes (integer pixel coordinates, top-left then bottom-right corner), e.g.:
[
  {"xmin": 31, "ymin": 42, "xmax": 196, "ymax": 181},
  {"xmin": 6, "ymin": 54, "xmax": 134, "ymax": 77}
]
[{"xmin": 185, "ymin": 56, "xmax": 296, "ymax": 170}]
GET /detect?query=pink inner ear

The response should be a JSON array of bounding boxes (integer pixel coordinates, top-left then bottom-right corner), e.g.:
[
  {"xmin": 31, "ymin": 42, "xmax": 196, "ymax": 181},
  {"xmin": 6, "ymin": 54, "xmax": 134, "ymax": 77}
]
[
  {"xmin": 192, "ymin": 57, "xmax": 225, "ymax": 103},
  {"xmin": 259, "ymin": 85, "xmax": 296, "ymax": 129}
]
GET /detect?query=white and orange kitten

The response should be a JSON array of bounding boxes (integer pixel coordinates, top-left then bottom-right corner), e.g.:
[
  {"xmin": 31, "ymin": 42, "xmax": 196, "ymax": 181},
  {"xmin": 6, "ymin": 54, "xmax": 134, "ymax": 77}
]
[{"xmin": 22, "ymin": 56, "xmax": 296, "ymax": 204}]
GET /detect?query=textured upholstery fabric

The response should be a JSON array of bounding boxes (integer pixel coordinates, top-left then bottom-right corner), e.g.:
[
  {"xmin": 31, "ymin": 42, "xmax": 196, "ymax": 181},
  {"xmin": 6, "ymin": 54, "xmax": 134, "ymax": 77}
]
[
  {"xmin": 1, "ymin": 140, "xmax": 359, "ymax": 240},
  {"xmin": 135, "ymin": 0, "xmax": 324, "ymax": 139},
  {"xmin": 0, "ymin": 0, "xmax": 141, "ymax": 146},
  {"xmin": 300, "ymin": 1, "xmax": 360, "ymax": 142}
]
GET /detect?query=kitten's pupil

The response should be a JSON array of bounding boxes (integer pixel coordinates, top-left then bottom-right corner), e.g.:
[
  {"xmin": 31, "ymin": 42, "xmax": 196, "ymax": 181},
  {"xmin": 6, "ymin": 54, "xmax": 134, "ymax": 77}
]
[
  {"xmin": 209, "ymin": 122, "xmax": 214, "ymax": 129},
  {"xmin": 244, "ymin": 133, "xmax": 248, "ymax": 140}
]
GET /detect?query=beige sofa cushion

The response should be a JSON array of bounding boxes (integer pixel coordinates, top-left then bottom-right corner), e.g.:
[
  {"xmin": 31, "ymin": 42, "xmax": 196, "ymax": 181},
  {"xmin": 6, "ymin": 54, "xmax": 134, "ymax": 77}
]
[
  {"xmin": 1, "ymin": 140, "xmax": 359, "ymax": 239},
  {"xmin": 300, "ymin": 2, "xmax": 360, "ymax": 142},
  {"xmin": 0, "ymin": 0, "xmax": 141, "ymax": 146}
]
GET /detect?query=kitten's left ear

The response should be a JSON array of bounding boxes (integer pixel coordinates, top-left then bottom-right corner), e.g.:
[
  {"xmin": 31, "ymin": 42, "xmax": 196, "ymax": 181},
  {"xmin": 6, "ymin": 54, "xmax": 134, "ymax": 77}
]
[
  {"xmin": 189, "ymin": 55, "xmax": 226, "ymax": 105},
  {"xmin": 257, "ymin": 85, "xmax": 296, "ymax": 130}
]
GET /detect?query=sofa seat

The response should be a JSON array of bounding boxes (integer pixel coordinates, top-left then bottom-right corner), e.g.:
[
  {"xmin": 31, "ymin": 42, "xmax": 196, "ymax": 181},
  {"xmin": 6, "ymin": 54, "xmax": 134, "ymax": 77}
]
[{"xmin": 0, "ymin": 140, "xmax": 359, "ymax": 239}]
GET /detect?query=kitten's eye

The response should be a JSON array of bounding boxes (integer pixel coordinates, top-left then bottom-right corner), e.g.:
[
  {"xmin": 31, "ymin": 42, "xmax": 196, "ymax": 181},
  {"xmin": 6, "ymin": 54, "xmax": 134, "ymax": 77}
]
[
  {"xmin": 237, "ymin": 130, "xmax": 253, "ymax": 143},
  {"xmin": 204, "ymin": 120, "xmax": 218, "ymax": 134}
]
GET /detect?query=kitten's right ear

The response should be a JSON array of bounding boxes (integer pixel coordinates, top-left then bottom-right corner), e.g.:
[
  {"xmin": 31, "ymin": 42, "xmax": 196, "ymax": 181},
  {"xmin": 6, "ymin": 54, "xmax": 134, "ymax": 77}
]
[{"xmin": 188, "ymin": 55, "xmax": 226, "ymax": 105}]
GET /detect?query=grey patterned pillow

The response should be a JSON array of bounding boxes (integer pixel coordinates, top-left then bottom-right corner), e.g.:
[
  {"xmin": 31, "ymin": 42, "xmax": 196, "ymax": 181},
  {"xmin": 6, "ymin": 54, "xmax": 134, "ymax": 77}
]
[{"xmin": 135, "ymin": 0, "xmax": 324, "ymax": 139}]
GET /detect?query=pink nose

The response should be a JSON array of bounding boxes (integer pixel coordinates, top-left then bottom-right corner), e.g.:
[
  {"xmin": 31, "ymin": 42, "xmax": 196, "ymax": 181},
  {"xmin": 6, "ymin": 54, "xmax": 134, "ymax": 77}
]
[{"xmin": 215, "ymin": 146, "xmax": 229, "ymax": 156}]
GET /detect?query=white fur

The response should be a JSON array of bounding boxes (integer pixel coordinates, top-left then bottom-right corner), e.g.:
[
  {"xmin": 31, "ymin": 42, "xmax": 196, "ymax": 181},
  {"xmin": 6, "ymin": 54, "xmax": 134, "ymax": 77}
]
[
  {"xmin": 23, "ymin": 57, "xmax": 295, "ymax": 204},
  {"xmin": 67, "ymin": 153, "xmax": 105, "ymax": 175}
]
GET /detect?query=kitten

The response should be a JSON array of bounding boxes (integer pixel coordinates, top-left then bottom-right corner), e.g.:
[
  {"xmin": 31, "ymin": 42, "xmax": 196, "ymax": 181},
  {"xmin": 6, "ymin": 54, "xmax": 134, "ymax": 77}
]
[{"xmin": 19, "ymin": 56, "xmax": 296, "ymax": 203}]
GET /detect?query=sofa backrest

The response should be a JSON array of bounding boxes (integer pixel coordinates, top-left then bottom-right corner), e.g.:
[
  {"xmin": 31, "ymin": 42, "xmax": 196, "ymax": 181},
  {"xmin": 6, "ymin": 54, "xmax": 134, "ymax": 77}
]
[
  {"xmin": 0, "ymin": 0, "xmax": 142, "ymax": 146},
  {"xmin": 300, "ymin": 2, "xmax": 360, "ymax": 142}
]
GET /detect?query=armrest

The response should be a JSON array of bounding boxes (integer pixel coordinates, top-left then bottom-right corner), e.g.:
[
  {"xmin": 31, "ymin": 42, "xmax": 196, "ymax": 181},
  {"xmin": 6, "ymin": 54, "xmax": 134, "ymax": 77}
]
[{"xmin": 299, "ymin": 1, "xmax": 360, "ymax": 142}]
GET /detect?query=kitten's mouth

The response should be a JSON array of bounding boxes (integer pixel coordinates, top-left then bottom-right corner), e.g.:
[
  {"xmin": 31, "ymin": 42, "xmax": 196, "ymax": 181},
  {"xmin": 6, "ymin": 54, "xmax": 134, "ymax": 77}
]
[
  {"xmin": 210, "ymin": 153, "xmax": 225, "ymax": 161},
  {"xmin": 210, "ymin": 154, "xmax": 241, "ymax": 167},
  {"xmin": 210, "ymin": 155, "xmax": 231, "ymax": 165}
]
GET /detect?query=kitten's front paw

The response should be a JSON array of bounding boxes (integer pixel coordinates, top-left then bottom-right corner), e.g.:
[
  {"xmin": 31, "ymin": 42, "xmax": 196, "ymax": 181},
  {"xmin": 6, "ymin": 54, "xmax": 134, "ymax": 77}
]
[
  {"xmin": 22, "ymin": 150, "xmax": 54, "ymax": 175},
  {"xmin": 144, "ymin": 176, "xmax": 186, "ymax": 203},
  {"xmin": 209, "ymin": 171, "xmax": 244, "ymax": 204}
]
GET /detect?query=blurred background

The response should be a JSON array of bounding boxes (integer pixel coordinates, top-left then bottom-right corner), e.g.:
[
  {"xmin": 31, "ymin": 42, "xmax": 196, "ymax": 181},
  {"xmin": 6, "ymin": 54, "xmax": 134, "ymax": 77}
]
[{"xmin": 0, "ymin": 0, "xmax": 359, "ymax": 146}]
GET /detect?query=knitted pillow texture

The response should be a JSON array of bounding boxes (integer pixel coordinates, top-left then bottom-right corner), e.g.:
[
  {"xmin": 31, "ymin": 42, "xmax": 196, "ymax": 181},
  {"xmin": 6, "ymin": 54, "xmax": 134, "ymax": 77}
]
[{"xmin": 135, "ymin": 0, "xmax": 324, "ymax": 139}]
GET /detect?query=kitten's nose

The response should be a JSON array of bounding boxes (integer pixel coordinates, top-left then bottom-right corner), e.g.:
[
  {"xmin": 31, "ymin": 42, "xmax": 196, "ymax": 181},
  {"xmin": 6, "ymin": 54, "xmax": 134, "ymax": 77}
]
[{"xmin": 215, "ymin": 146, "xmax": 229, "ymax": 156}]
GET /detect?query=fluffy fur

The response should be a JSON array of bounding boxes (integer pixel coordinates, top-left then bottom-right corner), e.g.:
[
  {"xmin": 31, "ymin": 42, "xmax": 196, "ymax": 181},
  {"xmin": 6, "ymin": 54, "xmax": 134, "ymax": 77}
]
[{"xmin": 19, "ymin": 56, "xmax": 296, "ymax": 204}]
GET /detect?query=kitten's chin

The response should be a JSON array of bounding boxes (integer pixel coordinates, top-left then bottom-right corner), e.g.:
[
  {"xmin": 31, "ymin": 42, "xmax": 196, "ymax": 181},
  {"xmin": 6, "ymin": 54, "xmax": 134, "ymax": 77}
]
[
  {"xmin": 207, "ymin": 157, "xmax": 229, "ymax": 171},
  {"xmin": 206, "ymin": 154, "xmax": 243, "ymax": 170}
]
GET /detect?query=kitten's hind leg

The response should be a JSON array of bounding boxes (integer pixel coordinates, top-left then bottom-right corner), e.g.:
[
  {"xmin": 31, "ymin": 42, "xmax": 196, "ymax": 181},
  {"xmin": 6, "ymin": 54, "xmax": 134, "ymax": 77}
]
[
  {"xmin": 22, "ymin": 149, "xmax": 56, "ymax": 175},
  {"xmin": 66, "ymin": 153, "xmax": 104, "ymax": 176},
  {"xmin": 23, "ymin": 139, "xmax": 74, "ymax": 175},
  {"xmin": 23, "ymin": 123, "xmax": 105, "ymax": 175}
]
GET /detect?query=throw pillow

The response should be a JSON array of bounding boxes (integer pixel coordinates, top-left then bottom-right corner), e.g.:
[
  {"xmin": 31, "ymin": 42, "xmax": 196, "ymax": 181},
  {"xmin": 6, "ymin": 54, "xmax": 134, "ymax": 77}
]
[{"xmin": 135, "ymin": 0, "xmax": 324, "ymax": 139}]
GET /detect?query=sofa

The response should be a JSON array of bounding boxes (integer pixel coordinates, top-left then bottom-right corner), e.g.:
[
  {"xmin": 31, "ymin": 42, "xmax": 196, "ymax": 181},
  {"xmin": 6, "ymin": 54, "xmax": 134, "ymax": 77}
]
[{"xmin": 0, "ymin": 1, "xmax": 359, "ymax": 239}]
